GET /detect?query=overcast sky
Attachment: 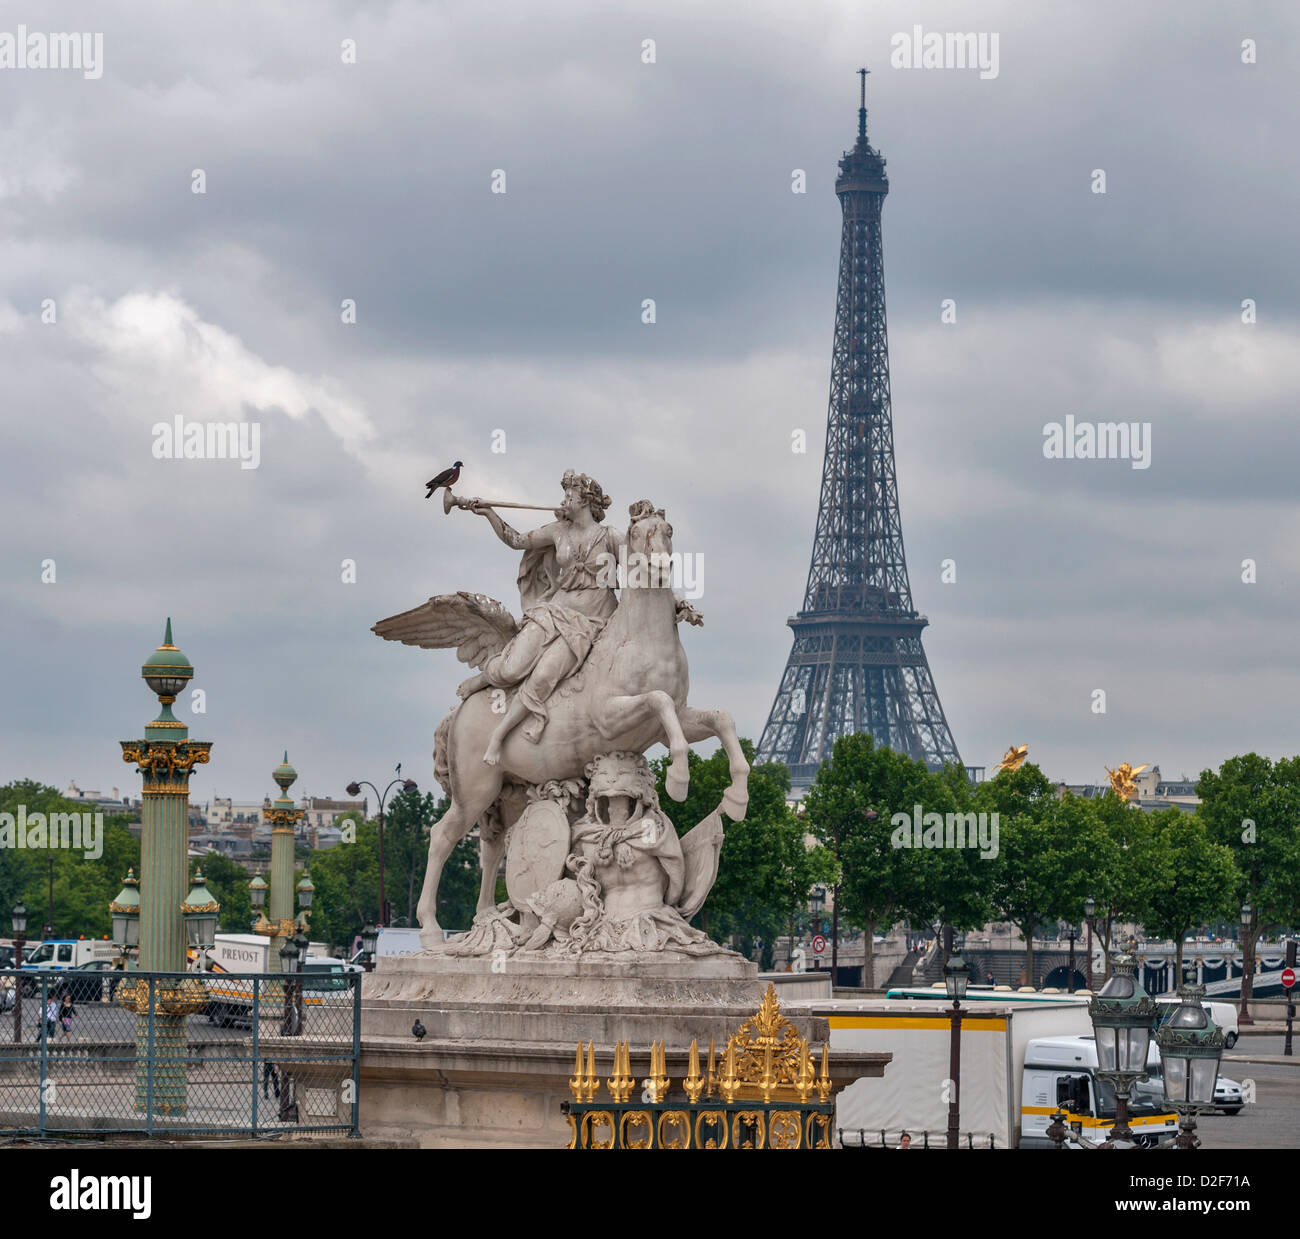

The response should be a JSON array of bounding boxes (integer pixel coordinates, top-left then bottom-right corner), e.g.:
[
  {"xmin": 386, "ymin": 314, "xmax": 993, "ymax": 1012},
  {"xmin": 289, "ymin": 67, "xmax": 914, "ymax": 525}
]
[{"xmin": 2, "ymin": 0, "xmax": 1297, "ymax": 807}]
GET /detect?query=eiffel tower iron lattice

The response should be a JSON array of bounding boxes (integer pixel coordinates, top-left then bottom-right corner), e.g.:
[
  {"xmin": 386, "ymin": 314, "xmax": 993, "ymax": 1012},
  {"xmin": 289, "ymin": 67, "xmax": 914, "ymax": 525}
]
[{"xmin": 756, "ymin": 70, "xmax": 963, "ymax": 797}]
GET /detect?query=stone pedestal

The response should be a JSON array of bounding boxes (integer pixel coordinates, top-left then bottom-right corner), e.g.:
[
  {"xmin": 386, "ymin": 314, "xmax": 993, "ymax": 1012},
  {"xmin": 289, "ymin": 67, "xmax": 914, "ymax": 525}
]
[{"xmin": 359, "ymin": 951, "xmax": 890, "ymax": 1148}]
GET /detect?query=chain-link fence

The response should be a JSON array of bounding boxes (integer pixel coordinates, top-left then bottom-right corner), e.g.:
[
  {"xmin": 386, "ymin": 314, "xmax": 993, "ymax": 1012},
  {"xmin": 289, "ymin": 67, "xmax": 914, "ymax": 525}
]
[{"xmin": 0, "ymin": 969, "xmax": 360, "ymax": 1137}]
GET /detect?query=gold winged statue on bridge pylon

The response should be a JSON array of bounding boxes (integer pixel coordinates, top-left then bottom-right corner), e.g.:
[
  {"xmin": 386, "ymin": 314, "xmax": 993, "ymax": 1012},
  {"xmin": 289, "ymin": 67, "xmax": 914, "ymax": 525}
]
[
  {"xmin": 994, "ymin": 744, "xmax": 1029, "ymax": 774},
  {"xmin": 1104, "ymin": 762, "xmax": 1149, "ymax": 801}
]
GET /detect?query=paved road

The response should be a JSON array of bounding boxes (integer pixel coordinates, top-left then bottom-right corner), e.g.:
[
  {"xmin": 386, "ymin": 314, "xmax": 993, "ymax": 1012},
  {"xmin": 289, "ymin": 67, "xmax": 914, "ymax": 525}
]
[{"xmin": 1196, "ymin": 1057, "xmax": 1299, "ymax": 1149}]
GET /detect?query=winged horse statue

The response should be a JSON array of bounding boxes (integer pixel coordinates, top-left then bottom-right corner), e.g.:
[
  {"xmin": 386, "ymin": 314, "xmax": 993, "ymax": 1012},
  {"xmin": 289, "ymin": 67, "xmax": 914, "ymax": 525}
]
[{"xmin": 373, "ymin": 472, "xmax": 750, "ymax": 950}]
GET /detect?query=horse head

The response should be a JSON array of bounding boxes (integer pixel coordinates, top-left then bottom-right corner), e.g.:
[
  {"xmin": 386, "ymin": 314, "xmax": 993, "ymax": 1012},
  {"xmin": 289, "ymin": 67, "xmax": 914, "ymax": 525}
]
[{"xmin": 626, "ymin": 499, "xmax": 673, "ymax": 564}]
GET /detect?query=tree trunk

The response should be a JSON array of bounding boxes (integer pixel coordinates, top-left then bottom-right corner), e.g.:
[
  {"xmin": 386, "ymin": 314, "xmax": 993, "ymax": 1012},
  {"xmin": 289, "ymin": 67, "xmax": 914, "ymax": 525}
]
[{"xmin": 863, "ymin": 921, "xmax": 876, "ymax": 990}]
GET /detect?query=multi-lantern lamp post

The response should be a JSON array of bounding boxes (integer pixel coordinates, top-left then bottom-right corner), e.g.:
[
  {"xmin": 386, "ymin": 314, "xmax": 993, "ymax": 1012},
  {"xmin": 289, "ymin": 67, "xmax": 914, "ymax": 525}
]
[
  {"xmin": 116, "ymin": 619, "xmax": 216, "ymax": 1116},
  {"xmin": 247, "ymin": 753, "xmax": 312, "ymax": 974}
]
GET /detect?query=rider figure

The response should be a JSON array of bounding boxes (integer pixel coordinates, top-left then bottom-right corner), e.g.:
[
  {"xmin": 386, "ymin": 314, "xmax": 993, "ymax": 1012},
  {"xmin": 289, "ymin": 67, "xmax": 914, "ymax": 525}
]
[{"xmin": 457, "ymin": 471, "xmax": 624, "ymax": 765}]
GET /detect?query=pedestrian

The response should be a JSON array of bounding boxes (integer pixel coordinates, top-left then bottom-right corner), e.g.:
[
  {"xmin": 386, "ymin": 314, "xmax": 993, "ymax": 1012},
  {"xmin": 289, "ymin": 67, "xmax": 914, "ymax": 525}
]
[
  {"xmin": 897, "ymin": 1131, "xmax": 911, "ymax": 1150},
  {"xmin": 262, "ymin": 1060, "xmax": 280, "ymax": 1100},
  {"xmin": 59, "ymin": 992, "xmax": 76, "ymax": 1038},
  {"xmin": 38, "ymin": 995, "xmax": 58, "ymax": 1041}
]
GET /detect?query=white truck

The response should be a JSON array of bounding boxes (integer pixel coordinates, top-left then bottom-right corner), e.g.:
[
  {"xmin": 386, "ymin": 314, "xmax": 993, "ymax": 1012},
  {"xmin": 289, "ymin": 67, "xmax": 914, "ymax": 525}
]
[
  {"xmin": 793, "ymin": 996, "xmax": 1181, "ymax": 1149},
  {"xmin": 204, "ymin": 935, "xmax": 358, "ymax": 1027},
  {"xmin": 22, "ymin": 939, "xmax": 116, "ymax": 971}
]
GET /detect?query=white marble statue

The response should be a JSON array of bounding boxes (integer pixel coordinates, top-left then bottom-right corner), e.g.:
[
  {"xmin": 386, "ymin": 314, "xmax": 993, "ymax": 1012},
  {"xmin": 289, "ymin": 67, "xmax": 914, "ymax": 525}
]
[{"xmin": 372, "ymin": 472, "xmax": 750, "ymax": 952}]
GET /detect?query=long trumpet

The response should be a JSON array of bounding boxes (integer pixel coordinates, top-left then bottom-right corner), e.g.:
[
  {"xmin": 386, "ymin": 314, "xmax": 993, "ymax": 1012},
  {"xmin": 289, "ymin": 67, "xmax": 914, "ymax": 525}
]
[{"xmin": 442, "ymin": 487, "xmax": 555, "ymax": 515}]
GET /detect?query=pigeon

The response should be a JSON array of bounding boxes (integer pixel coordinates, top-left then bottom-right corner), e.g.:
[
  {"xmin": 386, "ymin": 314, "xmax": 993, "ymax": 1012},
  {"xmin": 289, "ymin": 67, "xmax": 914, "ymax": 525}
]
[
  {"xmin": 425, "ymin": 461, "xmax": 463, "ymax": 499},
  {"xmin": 412, "ymin": 1019, "xmax": 426, "ymax": 1041}
]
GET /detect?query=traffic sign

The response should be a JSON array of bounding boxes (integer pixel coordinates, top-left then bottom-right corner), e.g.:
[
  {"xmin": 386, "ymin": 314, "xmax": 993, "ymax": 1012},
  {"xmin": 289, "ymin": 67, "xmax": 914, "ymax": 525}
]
[
  {"xmin": 1282, "ymin": 967, "xmax": 1296, "ymax": 989},
  {"xmin": 812, "ymin": 934, "xmax": 827, "ymax": 955}
]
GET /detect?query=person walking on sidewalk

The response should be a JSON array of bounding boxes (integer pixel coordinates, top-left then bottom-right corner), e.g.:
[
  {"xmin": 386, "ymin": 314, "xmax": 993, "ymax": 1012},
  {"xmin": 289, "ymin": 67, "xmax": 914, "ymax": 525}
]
[{"xmin": 59, "ymin": 992, "xmax": 76, "ymax": 1039}]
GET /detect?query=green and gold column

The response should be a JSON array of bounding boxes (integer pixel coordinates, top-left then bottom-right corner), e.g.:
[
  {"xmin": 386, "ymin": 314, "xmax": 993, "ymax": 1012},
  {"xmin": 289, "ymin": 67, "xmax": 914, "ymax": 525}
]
[
  {"xmin": 254, "ymin": 753, "xmax": 303, "ymax": 973},
  {"xmin": 119, "ymin": 619, "xmax": 212, "ymax": 1116}
]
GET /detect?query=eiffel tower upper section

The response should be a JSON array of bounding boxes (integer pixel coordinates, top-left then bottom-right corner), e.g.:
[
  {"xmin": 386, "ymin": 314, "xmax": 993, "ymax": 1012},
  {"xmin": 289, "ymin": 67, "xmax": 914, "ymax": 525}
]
[{"xmin": 756, "ymin": 71, "xmax": 963, "ymax": 795}]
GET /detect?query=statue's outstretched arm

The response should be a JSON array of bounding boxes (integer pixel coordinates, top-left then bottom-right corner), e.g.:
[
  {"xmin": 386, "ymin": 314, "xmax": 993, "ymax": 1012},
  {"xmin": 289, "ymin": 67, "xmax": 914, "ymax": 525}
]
[{"xmin": 474, "ymin": 505, "xmax": 560, "ymax": 552}]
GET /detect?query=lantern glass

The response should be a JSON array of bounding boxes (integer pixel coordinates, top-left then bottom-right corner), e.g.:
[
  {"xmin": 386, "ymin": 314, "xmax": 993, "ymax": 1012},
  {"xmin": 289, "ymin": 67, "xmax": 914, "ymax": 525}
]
[
  {"xmin": 1240, "ymin": 903, "xmax": 1251, "ymax": 928},
  {"xmin": 249, "ymin": 877, "xmax": 267, "ymax": 911},
  {"xmin": 1084, "ymin": 897, "xmax": 1096, "ymax": 919},
  {"xmin": 1121, "ymin": 1024, "xmax": 1150, "ymax": 1074},
  {"xmin": 297, "ymin": 875, "xmax": 314, "ymax": 910},
  {"xmin": 944, "ymin": 952, "xmax": 969, "ymax": 1001},
  {"xmin": 1095, "ymin": 1025, "xmax": 1117, "ymax": 1072},
  {"xmin": 11, "ymin": 902, "xmax": 27, "ymax": 936},
  {"xmin": 1190, "ymin": 1057, "xmax": 1218, "ymax": 1107},
  {"xmin": 361, "ymin": 923, "xmax": 378, "ymax": 956},
  {"xmin": 1163, "ymin": 1053, "xmax": 1188, "ymax": 1105}
]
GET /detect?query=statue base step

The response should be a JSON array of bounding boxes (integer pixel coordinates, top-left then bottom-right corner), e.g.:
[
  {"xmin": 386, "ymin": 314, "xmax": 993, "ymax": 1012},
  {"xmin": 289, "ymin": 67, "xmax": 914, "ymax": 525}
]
[{"xmin": 358, "ymin": 953, "xmax": 889, "ymax": 1148}]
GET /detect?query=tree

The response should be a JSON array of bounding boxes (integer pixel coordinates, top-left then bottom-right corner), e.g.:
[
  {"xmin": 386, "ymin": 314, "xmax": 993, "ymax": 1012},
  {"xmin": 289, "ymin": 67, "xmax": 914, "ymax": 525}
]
[
  {"xmin": 976, "ymin": 769, "xmax": 1105, "ymax": 986},
  {"xmin": 650, "ymin": 741, "xmax": 832, "ymax": 968},
  {"xmin": 194, "ymin": 851, "xmax": 253, "ymax": 934},
  {"xmin": 803, "ymin": 733, "xmax": 966, "ymax": 988},
  {"xmin": 1196, "ymin": 754, "xmax": 1300, "ymax": 1001},
  {"xmin": 1134, "ymin": 809, "xmax": 1235, "ymax": 978},
  {"xmin": 383, "ymin": 790, "xmax": 447, "ymax": 926},
  {"xmin": 0, "ymin": 781, "xmax": 140, "ymax": 940}
]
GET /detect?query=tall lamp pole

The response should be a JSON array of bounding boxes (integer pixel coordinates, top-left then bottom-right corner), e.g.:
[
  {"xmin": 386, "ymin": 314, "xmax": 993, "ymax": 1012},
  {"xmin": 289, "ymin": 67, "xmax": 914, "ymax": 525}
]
[
  {"xmin": 944, "ymin": 948, "xmax": 968, "ymax": 1150},
  {"xmin": 10, "ymin": 902, "xmax": 27, "ymax": 1044},
  {"xmin": 1238, "ymin": 902, "xmax": 1255, "ymax": 1025},
  {"xmin": 119, "ymin": 619, "xmax": 213, "ymax": 1116},
  {"xmin": 1066, "ymin": 923, "xmax": 1078, "ymax": 994},
  {"xmin": 251, "ymin": 752, "xmax": 304, "ymax": 973},
  {"xmin": 346, "ymin": 767, "xmax": 417, "ymax": 930},
  {"xmin": 1084, "ymin": 897, "xmax": 1096, "ymax": 991}
]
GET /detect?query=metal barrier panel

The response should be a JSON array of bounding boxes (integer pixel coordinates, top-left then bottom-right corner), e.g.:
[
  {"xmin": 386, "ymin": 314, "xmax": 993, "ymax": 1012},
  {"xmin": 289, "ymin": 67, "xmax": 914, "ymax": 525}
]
[{"xmin": 0, "ymin": 969, "xmax": 360, "ymax": 1138}]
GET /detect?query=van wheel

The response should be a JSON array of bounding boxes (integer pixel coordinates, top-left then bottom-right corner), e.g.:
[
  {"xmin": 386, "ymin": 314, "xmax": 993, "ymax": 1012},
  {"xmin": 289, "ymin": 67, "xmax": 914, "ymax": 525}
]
[
  {"xmin": 1222, "ymin": 1107, "xmax": 1241, "ymax": 1116},
  {"xmin": 1225, "ymin": 1032, "xmax": 1238, "ymax": 1048}
]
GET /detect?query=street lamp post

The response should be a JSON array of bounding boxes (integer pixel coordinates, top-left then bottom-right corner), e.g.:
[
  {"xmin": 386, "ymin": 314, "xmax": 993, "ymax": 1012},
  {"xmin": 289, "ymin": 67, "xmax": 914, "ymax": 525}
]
[
  {"xmin": 1066, "ymin": 923, "xmax": 1078, "ymax": 994},
  {"xmin": 1238, "ymin": 902, "xmax": 1255, "ymax": 1026},
  {"xmin": 254, "ymin": 753, "xmax": 304, "ymax": 974},
  {"xmin": 1084, "ymin": 897, "xmax": 1096, "ymax": 991},
  {"xmin": 346, "ymin": 766, "xmax": 417, "ymax": 930},
  {"xmin": 1155, "ymin": 982, "xmax": 1224, "ymax": 1149},
  {"xmin": 1088, "ymin": 952, "xmax": 1157, "ymax": 1147},
  {"xmin": 119, "ymin": 619, "xmax": 213, "ymax": 1116},
  {"xmin": 944, "ymin": 949, "xmax": 969, "ymax": 1150},
  {"xmin": 10, "ymin": 901, "xmax": 27, "ymax": 1044}
]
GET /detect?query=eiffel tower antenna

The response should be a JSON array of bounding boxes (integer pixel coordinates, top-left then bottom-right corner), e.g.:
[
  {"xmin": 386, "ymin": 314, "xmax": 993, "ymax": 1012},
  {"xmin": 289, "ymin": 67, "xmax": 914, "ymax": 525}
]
[{"xmin": 756, "ymin": 74, "xmax": 965, "ymax": 797}]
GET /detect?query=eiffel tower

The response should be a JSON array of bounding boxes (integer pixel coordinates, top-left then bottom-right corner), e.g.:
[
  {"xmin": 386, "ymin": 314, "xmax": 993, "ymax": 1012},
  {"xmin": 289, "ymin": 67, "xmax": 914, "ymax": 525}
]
[{"xmin": 756, "ymin": 70, "xmax": 963, "ymax": 797}]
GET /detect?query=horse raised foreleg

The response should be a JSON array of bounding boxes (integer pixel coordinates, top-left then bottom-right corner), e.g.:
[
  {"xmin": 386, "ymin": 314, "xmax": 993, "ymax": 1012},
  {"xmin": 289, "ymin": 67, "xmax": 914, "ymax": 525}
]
[
  {"xmin": 678, "ymin": 705, "xmax": 750, "ymax": 820},
  {"xmin": 596, "ymin": 690, "xmax": 692, "ymax": 801}
]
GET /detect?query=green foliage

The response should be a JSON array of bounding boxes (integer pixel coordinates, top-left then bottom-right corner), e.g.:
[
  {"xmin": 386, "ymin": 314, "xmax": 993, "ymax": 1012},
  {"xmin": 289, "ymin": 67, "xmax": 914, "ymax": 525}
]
[
  {"xmin": 1197, "ymin": 753, "xmax": 1300, "ymax": 933},
  {"xmin": 0, "ymin": 781, "xmax": 140, "ymax": 940},
  {"xmin": 1134, "ymin": 808, "xmax": 1235, "ymax": 973},
  {"xmin": 303, "ymin": 795, "xmax": 466, "ymax": 947},
  {"xmin": 195, "ymin": 852, "xmax": 254, "ymax": 933},
  {"xmin": 650, "ymin": 741, "xmax": 831, "ymax": 968},
  {"xmin": 974, "ymin": 765, "xmax": 1111, "ymax": 982}
]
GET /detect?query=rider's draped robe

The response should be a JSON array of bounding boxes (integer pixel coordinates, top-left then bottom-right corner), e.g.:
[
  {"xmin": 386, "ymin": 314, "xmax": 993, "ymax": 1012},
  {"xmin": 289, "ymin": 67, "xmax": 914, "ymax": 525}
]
[{"xmin": 481, "ymin": 522, "xmax": 619, "ymax": 739}]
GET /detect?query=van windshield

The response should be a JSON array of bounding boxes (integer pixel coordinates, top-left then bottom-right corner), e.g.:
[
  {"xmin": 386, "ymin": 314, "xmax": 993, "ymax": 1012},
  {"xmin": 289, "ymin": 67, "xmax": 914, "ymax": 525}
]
[
  {"xmin": 1095, "ymin": 1076, "xmax": 1168, "ymax": 1117},
  {"xmin": 28, "ymin": 943, "xmax": 55, "ymax": 963}
]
